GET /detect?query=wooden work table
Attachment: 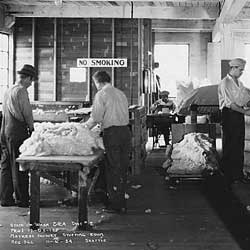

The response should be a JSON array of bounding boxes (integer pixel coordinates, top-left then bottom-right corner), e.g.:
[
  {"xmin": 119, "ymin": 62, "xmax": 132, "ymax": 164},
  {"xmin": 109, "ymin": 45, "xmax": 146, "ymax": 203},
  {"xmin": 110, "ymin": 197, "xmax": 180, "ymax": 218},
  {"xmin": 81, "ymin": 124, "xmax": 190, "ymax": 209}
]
[
  {"xmin": 17, "ymin": 149, "xmax": 104, "ymax": 231},
  {"xmin": 146, "ymin": 113, "xmax": 176, "ymax": 128}
]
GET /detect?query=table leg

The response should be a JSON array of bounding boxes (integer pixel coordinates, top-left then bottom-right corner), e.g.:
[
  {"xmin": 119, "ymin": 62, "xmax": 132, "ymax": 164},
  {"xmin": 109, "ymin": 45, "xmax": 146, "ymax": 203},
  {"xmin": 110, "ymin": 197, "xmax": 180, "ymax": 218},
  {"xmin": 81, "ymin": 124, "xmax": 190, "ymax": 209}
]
[
  {"xmin": 30, "ymin": 170, "xmax": 40, "ymax": 230},
  {"xmin": 76, "ymin": 169, "xmax": 90, "ymax": 231}
]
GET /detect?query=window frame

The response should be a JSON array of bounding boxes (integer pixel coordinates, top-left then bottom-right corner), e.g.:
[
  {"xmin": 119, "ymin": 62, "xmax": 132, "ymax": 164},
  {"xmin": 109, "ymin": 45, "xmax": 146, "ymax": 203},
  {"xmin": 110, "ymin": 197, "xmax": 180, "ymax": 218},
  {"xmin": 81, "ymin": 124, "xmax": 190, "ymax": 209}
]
[{"xmin": 0, "ymin": 32, "xmax": 9, "ymax": 103}]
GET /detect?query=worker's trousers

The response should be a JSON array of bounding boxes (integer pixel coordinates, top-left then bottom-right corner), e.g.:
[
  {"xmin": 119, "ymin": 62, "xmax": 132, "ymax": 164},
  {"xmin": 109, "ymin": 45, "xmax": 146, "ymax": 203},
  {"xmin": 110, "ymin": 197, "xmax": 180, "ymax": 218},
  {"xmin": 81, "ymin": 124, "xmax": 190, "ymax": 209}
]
[{"xmin": 103, "ymin": 125, "xmax": 131, "ymax": 210}]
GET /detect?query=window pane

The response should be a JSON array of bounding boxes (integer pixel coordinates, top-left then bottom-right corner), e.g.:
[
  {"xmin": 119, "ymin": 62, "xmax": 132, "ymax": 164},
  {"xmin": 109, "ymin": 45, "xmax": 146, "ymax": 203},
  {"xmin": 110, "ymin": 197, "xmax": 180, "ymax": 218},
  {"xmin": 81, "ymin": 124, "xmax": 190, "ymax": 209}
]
[
  {"xmin": 0, "ymin": 52, "xmax": 2, "ymax": 68},
  {"xmin": 0, "ymin": 52, "xmax": 8, "ymax": 68},
  {"xmin": 242, "ymin": 44, "xmax": 250, "ymax": 89},
  {"xmin": 0, "ymin": 69, "xmax": 8, "ymax": 85},
  {"xmin": 1, "ymin": 34, "xmax": 8, "ymax": 51},
  {"xmin": 0, "ymin": 85, "xmax": 8, "ymax": 103}
]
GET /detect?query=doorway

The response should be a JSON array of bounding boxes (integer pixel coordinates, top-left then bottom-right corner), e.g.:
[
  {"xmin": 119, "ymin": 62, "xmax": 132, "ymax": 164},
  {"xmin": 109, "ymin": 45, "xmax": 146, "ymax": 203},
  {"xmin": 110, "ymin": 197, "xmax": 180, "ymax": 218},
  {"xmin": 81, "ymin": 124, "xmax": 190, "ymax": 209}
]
[{"xmin": 154, "ymin": 44, "xmax": 189, "ymax": 97}]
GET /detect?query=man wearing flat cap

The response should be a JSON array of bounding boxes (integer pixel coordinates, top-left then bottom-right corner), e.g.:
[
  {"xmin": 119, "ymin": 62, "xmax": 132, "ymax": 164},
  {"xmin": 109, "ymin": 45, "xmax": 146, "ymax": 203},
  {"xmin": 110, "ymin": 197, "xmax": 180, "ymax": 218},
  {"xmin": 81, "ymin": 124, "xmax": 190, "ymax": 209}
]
[
  {"xmin": 218, "ymin": 58, "xmax": 250, "ymax": 185},
  {"xmin": 0, "ymin": 64, "xmax": 36, "ymax": 207},
  {"xmin": 150, "ymin": 90, "xmax": 176, "ymax": 146}
]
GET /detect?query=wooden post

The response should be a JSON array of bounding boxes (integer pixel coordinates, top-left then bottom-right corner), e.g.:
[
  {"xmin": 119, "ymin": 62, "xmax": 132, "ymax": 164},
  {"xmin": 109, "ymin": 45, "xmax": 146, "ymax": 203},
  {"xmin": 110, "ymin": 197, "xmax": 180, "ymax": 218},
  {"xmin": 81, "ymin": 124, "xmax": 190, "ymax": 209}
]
[
  {"xmin": 111, "ymin": 18, "xmax": 115, "ymax": 86},
  {"xmin": 32, "ymin": 17, "xmax": 36, "ymax": 101},
  {"xmin": 190, "ymin": 104, "xmax": 198, "ymax": 124},
  {"xmin": 53, "ymin": 18, "xmax": 57, "ymax": 101},
  {"xmin": 87, "ymin": 18, "xmax": 91, "ymax": 103},
  {"xmin": 30, "ymin": 170, "xmax": 40, "ymax": 230}
]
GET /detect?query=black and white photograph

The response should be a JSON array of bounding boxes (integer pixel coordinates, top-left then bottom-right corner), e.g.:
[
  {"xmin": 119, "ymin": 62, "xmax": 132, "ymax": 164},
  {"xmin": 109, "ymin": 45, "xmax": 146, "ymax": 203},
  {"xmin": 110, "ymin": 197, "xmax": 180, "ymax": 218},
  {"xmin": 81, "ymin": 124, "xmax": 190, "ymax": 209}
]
[{"xmin": 0, "ymin": 1, "xmax": 250, "ymax": 249}]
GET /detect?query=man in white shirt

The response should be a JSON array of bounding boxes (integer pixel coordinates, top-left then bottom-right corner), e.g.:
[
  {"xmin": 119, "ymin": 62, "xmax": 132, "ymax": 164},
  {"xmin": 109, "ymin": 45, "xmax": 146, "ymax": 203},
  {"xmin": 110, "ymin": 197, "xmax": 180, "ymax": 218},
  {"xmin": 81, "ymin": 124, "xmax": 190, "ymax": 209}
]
[
  {"xmin": 83, "ymin": 71, "xmax": 131, "ymax": 213},
  {"xmin": 218, "ymin": 58, "xmax": 250, "ymax": 185}
]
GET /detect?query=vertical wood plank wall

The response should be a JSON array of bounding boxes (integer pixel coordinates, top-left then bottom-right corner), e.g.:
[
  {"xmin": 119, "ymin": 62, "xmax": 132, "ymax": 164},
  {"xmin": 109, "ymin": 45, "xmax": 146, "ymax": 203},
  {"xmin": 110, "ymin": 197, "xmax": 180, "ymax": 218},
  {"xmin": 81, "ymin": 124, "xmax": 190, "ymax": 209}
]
[
  {"xmin": 90, "ymin": 19, "xmax": 113, "ymax": 99},
  {"xmin": 115, "ymin": 19, "xmax": 139, "ymax": 105},
  {"xmin": 57, "ymin": 19, "xmax": 89, "ymax": 102},
  {"xmin": 13, "ymin": 18, "xmax": 152, "ymax": 105},
  {"xmin": 14, "ymin": 18, "xmax": 33, "ymax": 99},
  {"xmin": 35, "ymin": 18, "xmax": 54, "ymax": 101}
]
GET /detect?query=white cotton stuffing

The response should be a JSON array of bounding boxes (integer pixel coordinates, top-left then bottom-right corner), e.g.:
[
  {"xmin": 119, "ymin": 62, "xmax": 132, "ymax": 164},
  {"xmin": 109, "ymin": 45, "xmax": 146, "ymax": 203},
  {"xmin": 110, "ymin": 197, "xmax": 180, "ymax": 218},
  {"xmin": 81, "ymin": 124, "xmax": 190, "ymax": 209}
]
[
  {"xmin": 163, "ymin": 133, "xmax": 219, "ymax": 175},
  {"xmin": 19, "ymin": 122, "xmax": 104, "ymax": 156}
]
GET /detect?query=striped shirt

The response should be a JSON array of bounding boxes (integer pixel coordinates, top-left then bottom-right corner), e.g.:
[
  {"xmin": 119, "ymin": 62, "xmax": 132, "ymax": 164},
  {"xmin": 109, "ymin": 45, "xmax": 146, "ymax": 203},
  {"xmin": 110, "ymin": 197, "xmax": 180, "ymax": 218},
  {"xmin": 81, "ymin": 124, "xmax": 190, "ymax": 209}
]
[{"xmin": 91, "ymin": 84, "xmax": 129, "ymax": 129}]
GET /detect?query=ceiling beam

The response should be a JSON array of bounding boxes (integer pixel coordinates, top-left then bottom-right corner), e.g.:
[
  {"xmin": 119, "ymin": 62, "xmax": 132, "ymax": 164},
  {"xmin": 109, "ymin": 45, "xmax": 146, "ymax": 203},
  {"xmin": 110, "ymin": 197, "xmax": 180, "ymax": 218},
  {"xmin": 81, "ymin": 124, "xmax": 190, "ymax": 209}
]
[
  {"xmin": 6, "ymin": 4, "xmax": 218, "ymax": 19},
  {"xmin": 0, "ymin": 4, "xmax": 5, "ymax": 27},
  {"xmin": 212, "ymin": 0, "xmax": 248, "ymax": 42},
  {"xmin": 134, "ymin": 6, "xmax": 218, "ymax": 19},
  {"xmin": 2, "ymin": 0, "xmax": 219, "ymax": 2},
  {"xmin": 230, "ymin": 20, "xmax": 250, "ymax": 31},
  {"xmin": 219, "ymin": 0, "xmax": 248, "ymax": 23},
  {"xmin": 0, "ymin": 5, "xmax": 14, "ymax": 33},
  {"xmin": 6, "ymin": 5, "xmax": 131, "ymax": 18},
  {"xmin": 237, "ymin": 7, "xmax": 250, "ymax": 20},
  {"xmin": 152, "ymin": 19, "xmax": 215, "ymax": 32}
]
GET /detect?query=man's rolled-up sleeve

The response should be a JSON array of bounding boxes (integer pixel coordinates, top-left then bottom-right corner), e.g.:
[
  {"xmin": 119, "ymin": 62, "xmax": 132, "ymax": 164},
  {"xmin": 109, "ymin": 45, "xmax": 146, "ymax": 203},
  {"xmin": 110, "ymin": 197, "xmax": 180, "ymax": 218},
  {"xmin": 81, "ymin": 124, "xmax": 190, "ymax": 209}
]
[
  {"xmin": 91, "ymin": 92, "xmax": 105, "ymax": 124},
  {"xmin": 219, "ymin": 82, "xmax": 232, "ymax": 108}
]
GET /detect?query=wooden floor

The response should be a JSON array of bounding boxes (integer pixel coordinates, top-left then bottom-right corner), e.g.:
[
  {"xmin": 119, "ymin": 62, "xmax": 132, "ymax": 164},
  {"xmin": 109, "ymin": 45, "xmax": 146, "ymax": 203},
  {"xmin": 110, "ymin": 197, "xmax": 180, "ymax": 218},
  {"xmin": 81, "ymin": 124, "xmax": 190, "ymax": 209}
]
[{"xmin": 1, "ymin": 145, "xmax": 250, "ymax": 250}]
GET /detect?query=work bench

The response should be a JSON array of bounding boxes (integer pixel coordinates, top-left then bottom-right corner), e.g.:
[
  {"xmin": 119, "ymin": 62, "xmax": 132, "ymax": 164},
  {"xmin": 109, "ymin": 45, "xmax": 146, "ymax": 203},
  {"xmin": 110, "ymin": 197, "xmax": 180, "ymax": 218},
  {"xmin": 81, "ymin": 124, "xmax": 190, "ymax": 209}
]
[{"xmin": 17, "ymin": 149, "xmax": 104, "ymax": 231}]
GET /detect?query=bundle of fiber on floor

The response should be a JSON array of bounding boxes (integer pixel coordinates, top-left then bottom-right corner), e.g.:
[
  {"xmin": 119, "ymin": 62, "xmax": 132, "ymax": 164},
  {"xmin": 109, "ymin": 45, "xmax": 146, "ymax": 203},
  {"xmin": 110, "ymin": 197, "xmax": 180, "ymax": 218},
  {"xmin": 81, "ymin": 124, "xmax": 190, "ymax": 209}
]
[
  {"xmin": 163, "ymin": 133, "xmax": 219, "ymax": 175},
  {"xmin": 19, "ymin": 122, "xmax": 104, "ymax": 156}
]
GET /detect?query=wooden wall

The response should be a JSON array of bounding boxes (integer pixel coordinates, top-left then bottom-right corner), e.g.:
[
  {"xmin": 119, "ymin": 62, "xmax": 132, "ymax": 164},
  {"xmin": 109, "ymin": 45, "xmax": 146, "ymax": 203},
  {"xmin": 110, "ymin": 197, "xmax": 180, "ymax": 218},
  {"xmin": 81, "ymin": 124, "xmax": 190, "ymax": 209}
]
[
  {"xmin": 14, "ymin": 18, "xmax": 34, "ymax": 99},
  {"xmin": 35, "ymin": 18, "xmax": 54, "ymax": 101},
  {"xmin": 90, "ymin": 19, "xmax": 113, "ymax": 98},
  {"xmin": 115, "ymin": 19, "xmax": 139, "ymax": 105},
  {"xmin": 57, "ymin": 19, "xmax": 89, "ymax": 102},
  {"xmin": 13, "ymin": 17, "xmax": 152, "ymax": 106}
]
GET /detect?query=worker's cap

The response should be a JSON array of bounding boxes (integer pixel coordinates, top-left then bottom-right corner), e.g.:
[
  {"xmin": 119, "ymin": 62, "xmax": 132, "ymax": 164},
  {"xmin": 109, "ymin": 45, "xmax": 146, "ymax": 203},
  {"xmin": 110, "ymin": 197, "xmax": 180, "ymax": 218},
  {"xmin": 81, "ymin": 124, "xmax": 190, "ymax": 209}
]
[
  {"xmin": 229, "ymin": 58, "xmax": 246, "ymax": 67},
  {"xmin": 18, "ymin": 64, "xmax": 38, "ymax": 80},
  {"xmin": 159, "ymin": 90, "xmax": 169, "ymax": 97}
]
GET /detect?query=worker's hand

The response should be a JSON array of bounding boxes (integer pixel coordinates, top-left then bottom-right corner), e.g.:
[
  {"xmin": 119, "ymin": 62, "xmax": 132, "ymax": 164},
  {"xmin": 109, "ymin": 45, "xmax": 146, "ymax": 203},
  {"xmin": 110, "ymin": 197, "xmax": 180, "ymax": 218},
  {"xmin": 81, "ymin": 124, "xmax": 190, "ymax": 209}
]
[
  {"xmin": 156, "ymin": 99, "xmax": 163, "ymax": 105},
  {"xmin": 91, "ymin": 124, "xmax": 101, "ymax": 134},
  {"xmin": 28, "ymin": 127, "xmax": 34, "ymax": 136},
  {"xmin": 81, "ymin": 122, "xmax": 89, "ymax": 129},
  {"xmin": 244, "ymin": 108, "xmax": 250, "ymax": 116}
]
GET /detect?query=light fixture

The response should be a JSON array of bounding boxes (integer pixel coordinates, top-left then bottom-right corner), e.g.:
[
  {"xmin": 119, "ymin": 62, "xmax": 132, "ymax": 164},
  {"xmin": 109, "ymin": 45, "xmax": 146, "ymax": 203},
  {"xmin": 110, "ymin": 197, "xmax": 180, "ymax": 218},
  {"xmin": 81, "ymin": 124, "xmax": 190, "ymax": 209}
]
[{"xmin": 55, "ymin": 0, "xmax": 63, "ymax": 6}]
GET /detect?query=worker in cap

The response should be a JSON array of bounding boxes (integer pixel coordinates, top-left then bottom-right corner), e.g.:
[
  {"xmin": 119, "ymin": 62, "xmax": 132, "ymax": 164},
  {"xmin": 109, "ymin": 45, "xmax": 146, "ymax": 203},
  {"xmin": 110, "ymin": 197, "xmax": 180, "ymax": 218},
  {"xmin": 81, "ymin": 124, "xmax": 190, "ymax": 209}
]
[
  {"xmin": 0, "ymin": 64, "xmax": 36, "ymax": 207},
  {"xmin": 152, "ymin": 90, "xmax": 174, "ymax": 112},
  {"xmin": 218, "ymin": 57, "xmax": 250, "ymax": 185},
  {"xmin": 150, "ymin": 90, "xmax": 176, "ymax": 146},
  {"xmin": 159, "ymin": 90, "xmax": 170, "ymax": 98},
  {"xmin": 229, "ymin": 58, "xmax": 246, "ymax": 67}
]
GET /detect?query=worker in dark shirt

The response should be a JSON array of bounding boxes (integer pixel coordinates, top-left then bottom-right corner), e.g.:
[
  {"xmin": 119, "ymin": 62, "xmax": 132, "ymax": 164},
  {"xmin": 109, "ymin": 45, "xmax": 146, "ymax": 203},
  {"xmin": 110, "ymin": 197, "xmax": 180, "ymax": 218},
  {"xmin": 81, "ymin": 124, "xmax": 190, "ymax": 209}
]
[{"xmin": 0, "ymin": 64, "xmax": 36, "ymax": 207}]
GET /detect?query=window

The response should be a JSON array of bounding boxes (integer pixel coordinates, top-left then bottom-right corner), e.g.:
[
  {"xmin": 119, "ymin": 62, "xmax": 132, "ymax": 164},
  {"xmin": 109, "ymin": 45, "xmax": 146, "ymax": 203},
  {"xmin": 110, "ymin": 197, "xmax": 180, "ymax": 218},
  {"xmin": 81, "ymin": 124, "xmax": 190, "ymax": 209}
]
[
  {"xmin": 154, "ymin": 44, "xmax": 189, "ymax": 97},
  {"xmin": 0, "ymin": 33, "xmax": 9, "ymax": 102}
]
